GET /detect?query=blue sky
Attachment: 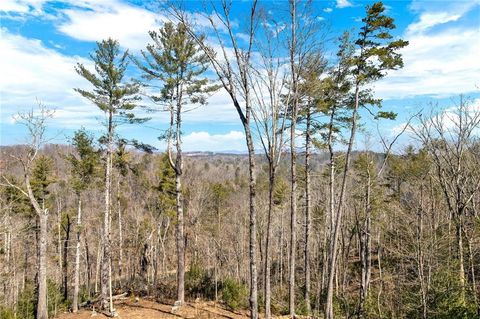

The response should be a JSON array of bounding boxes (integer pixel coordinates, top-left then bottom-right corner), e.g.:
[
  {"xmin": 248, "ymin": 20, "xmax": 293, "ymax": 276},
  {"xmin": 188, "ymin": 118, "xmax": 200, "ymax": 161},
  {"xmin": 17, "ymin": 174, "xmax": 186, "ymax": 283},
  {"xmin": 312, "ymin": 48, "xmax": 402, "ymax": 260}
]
[{"xmin": 1, "ymin": 0, "xmax": 479, "ymax": 152}]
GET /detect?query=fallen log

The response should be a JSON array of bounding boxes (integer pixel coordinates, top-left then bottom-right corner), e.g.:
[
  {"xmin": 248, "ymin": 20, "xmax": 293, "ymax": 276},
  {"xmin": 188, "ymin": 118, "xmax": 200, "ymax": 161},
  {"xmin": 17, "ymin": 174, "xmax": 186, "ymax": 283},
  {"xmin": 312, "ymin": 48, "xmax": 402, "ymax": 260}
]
[{"xmin": 79, "ymin": 292, "xmax": 129, "ymax": 308}]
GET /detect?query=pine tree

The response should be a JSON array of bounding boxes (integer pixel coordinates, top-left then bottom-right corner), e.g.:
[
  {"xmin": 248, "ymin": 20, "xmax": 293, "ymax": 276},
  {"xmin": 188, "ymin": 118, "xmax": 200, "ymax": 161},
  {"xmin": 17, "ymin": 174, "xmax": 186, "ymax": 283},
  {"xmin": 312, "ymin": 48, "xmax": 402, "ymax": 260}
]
[
  {"xmin": 325, "ymin": 2, "xmax": 408, "ymax": 318},
  {"xmin": 135, "ymin": 22, "xmax": 218, "ymax": 304},
  {"xmin": 75, "ymin": 38, "xmax": 145, "ymax": 315},
  {"xmin": 67, "ymin": 129, "xmax": 100, "ymax": 312}
]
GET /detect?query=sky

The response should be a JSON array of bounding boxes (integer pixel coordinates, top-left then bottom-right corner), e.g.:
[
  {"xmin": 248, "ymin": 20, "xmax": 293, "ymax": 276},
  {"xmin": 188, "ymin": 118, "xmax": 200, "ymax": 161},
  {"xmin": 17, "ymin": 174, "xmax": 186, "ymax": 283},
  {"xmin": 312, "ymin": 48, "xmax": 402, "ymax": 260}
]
[{"xmin": 0, "ymin": 0, "xmax": 479, "ymax": 152}]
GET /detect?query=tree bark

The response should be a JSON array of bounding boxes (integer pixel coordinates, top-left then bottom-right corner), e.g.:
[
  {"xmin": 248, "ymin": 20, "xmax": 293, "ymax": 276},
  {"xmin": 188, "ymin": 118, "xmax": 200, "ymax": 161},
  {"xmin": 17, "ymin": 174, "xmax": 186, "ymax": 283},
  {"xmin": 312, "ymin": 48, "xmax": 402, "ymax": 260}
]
[
  {"xmin": 101, "ymin": 110, "xmax": 114, "ymax": 315},
  {"xmin": 63, "ymin": 213, "xmax": 71, "ymax": 301},
  {"xmin": 37, "ymin": 210, "xmax": 48, "ymax": 319},
  {"xmin": 304, "ymin": 108, "xmax": 312, "ymax": 313},
  {"xmin": 73, "ymin": 195, "xmax": 82, "ymax": 312},
  {"xmin": 289, "ymin": 1, "xmax": 298, "ymax": 316},
  {"xmin": 264, "ymin": 165, "xmax": 275, "ymax": 319},
  {"xmin": 117, "ymin": 179, "xmax": 124, "ymax": 287},
  {"xmin": 24, "ymin": 173, "xmax": 49, "ymax": 319},
  {"xmin": 359, "ymin": 173, "xmax": 371, "ymax": 317},
  {"xmin": 175, "ymin": 148, "xmax": 185, "ymax": 304},
  {"xmin": 246, "ymin": 128, "xmax": 258, "ymax": 319},
  {"xmin": 325, "ymin": 83, "xmax": 360, "ymax": 319}
]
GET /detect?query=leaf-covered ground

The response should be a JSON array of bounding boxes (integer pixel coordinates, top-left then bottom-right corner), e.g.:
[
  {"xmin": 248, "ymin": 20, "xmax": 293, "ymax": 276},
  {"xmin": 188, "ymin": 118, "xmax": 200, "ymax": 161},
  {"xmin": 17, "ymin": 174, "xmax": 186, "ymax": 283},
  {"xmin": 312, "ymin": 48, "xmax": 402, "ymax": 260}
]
[
  {"xmin": 54, "ymin": 298, "xmax": 313, "ymax": 318},
  {"xmin": 56, "ymin": 298, "xmax": 252, "ymax": 319}
]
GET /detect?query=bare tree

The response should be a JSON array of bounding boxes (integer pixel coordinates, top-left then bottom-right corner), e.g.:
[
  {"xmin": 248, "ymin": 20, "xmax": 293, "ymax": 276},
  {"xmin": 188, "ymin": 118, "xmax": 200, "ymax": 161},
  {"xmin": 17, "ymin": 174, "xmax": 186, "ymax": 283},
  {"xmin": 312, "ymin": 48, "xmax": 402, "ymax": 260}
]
[
  {"xmin": 250, "ymin": 12, "xmax": 288, "ymax": 317},
  {"xmin": 171, "ymin": 1, "xmax": 260, "ymax": 317},
  {"xmin": 1, "ymin": 102, "xmax": 54, "ymax": 319},
  {"xmin": 411, "ymin": 96, "xmax": 480, "ymax": 305}
]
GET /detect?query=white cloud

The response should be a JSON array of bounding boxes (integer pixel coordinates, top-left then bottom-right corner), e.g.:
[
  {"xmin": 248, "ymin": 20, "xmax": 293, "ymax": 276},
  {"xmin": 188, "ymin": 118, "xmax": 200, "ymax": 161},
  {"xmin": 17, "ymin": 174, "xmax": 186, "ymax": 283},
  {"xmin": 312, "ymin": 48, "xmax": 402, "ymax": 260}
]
[
  {"xmin": 407, "ymin": 0, "xmax": 480, "ymax": 34},
  {"xmin": 0, "ymin": 0, "xmax": 47, "ymax": 14},
  {"xmin": 0, "ymin": 28, "xmax": 105, "ymax": 131},
  {"xmin": 323, "ymin": 8, "xmax": 333, "ymax": 13},
  {"xmin": 336, "ymin": 0, "xmax": 353, "ymax": 9},
  {"xmin": 57, "ymin": 1, "xmax": 166, "ymax": 51},
  {"xmin": 183, "ymin": 131, "xmax": 246, "ymax": 152},
  {"xmin": 431, "ymin": 98, "xmax": 480, "ymax": 131},
  {"xmin": 388, "ymin": 98, "xmax": 480, "ymax": 141},
  {"xmin": 407, "ymin": 12, "xmax": 461, "ymax": 34},
  {"xmin": 182, "ymin": 90, "xmax": 240, "ymax": 124},
  {"xmin": 374, "ymin": 1, "xmax": 480, "ymax": 100},
  {"xmin": 0, "ymin": 29, "xmax": 241, "ymax": 143}
]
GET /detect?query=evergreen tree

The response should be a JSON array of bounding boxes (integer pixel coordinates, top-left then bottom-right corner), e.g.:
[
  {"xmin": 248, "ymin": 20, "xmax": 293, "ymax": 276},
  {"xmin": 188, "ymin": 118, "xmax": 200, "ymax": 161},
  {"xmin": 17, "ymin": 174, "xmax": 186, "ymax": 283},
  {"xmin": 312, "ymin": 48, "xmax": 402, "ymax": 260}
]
[
  {"xmin": 135, "ymin": 22, "xmax": 218, "ymax": 304},
  {"xmin": 67, "ymin": 129, "xmax": 100, "ymax": 312},
  {"xmin": 325, "ymin": 2, "xmax": 408, "ymax": 318},
  {"xmin": 75, "ymin": 38, "xmax": 146, "ymax": 315}
]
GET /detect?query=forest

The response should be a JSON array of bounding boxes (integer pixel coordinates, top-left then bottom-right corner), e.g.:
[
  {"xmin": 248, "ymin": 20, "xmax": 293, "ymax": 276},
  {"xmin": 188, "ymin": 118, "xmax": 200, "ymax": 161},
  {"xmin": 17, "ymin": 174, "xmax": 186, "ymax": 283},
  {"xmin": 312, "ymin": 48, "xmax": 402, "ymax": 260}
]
[{"xmin": 0, "ymin": 1, "xmax": 479, "ymax": 319}]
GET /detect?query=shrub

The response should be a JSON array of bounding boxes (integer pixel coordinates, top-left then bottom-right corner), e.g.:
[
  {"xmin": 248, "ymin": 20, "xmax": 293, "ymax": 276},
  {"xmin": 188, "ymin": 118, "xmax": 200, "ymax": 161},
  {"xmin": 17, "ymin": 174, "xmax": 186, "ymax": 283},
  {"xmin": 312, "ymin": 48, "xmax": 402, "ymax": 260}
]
[
  {"xmin": 16, "ymin": 284, "xmax": 35, "ymax": 319},
  {"xmin": 221, "ymin": 277, "xmax": 248, "ymax": 310},
  {"xmin": 185, "ymin": 262, "xmax": 215, "ymax": 300},
  {"xmin": 0, "ymin": 306, "xmax": 15, "ymax": 319},
  {"xmin": 47, "ymin": 279, "xmax": 69, "ymax": 316}
]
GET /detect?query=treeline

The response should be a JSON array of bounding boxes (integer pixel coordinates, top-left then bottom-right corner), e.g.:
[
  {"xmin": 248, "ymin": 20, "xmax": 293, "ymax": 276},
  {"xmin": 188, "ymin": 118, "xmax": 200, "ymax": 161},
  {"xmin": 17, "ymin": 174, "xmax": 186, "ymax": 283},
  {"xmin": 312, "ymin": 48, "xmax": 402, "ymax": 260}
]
[{"xmin": 1, "ymin": 1, "xmax": 479, "ymax": 319}]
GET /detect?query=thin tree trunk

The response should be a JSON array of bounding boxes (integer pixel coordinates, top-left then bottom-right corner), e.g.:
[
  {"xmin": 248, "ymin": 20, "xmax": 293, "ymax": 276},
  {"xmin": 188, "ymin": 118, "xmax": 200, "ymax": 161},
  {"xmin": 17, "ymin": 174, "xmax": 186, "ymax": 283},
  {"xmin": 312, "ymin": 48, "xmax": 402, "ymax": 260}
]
[
  {"xmin": 417, "ymin": 187, "xmax": 427, "ymax": 319},
  {"xmin": 37, "ymin": 211, "xmax": 48, "ymax": 319},
  {"xmin": 456, "ymin": 218, "xmax": 466, "ymax": 304},
  {"xmin": 84, "ymin": 232, "xmax": 91, "ymax": 298},
  {"xmin": 175, "ymin": 99, "xmax": 185, "ymax": 304},
  {"xmin": 377, "ymin": 232, "xmax": 383, "ymax": 318},
  {"xmin": 25, "ymin": 173, "xmax": 49, "ymax": 319},
  {"xmin": 264, "ymin": 165, "xmax": 275, "ymax": 319},
  {"xmin": 466, "ymin": 235, "xmax": 478, "ymax": 313},
  {"xmin": 359, "ymin": 173, "xmax": 371, "ymax": 317},
  {"xmin": 245, "ymin": 122, "xmax": 258, "ymax": 319},
  {"xmin": 326, "ymin": 83, "xmax": 360, "ymax": 319},
  {"xmin": 288, "ymin": 0, "xmax": 298, "ymax": 313},
  {"xmin": 289, "ymin": 119, "xmax": 298, "ymax": 318},
  {"xmin": 280, "ymin": 208, "xmax": 284, "ymax": 291},
  {"xmin": 304, "ymin": 108, "xmax": 312, "ymax": 313},
  {"xmin": 102, "ymin": 110, "xmax": 114, "ymax": 314},
  {"xmin": 63, "ymin": 213, "xmax": 71, "ymax": 301},
  {"xmin": 73, "ymin": 195, "xmax": 82, "ymax": 312},
  {"xmin": 117, "ymin": 179, "xmax": 124, "ymax": 287}
]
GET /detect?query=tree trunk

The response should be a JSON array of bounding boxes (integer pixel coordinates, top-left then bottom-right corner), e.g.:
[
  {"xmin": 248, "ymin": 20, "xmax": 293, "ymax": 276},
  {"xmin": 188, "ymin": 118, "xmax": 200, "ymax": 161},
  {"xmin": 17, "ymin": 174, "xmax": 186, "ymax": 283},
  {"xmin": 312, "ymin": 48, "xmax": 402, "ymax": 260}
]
[
  {"xmin": 25, "ymin": 173, "xmax": 49, "ymax": 319},
  {"xmin": 245, "ymin": 122, "xmax": 258, "ymax": 319},
  {"xmin": 456, "ymin": 218, "xmax": 466, "ymax": 304},
  {"xmin": 175, "ymin": 99, "xmax": 185, "ymax": 304},
  {"xmin": 417, "ymin": 187, "xmax": 427, "ymax": 319},
  {"xmin": 84, "ymin": 234, "xmax": 91, "ymax": 298},
  {"xmin": 359, "ymin": 174, "xmax": 371, "ymax": 317},
  {"xmin": 117, "ymin": 179, "xmax": 124, "ymax": 287},
  {"xmin": 37, "ymin": 210, "xmax": 48, "ymax": 319},
  {"xmin": 101, "ymin": 111, "xmax": 114, "ymax": 314},
  {"xmin": 289, "ymin": 118, "xmax": 298, "ymax": 318},
  {"xmin": 304, "ymin": 108, "xmax": 312, "ymax": 313},
  {"xmin": 63, "ymin": 213, "xmax": 71, "ymax": 301},
  {"xmin": 264, "ymin": 164, "xmax": 275, "ymax": 319},
  {"xmin": 73, "ymin": 195, "xmax": 82, "ymax": 312},
  {"xmin": 288, "ymin": 0, "xmax": 298, "ymax": 313},
  {"xmin": 326, "ymin": 83, "xmax": 360, "ymax": 319}
]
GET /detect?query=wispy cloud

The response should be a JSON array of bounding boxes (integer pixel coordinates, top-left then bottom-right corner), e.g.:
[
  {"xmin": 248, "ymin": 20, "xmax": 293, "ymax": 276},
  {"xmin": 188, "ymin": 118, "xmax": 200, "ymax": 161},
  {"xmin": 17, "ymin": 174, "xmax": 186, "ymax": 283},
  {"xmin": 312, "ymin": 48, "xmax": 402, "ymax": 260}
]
[
  {"xmin": 0, "ymin": 0, "xmax": 47, "ymax": 14},
  {"xmin": 407, "ymin": 12, "xmax": 462, "ymax": 34},
  {"xmin": 374, "ymin": 2, "xmax": 480, "ymax": 99}
]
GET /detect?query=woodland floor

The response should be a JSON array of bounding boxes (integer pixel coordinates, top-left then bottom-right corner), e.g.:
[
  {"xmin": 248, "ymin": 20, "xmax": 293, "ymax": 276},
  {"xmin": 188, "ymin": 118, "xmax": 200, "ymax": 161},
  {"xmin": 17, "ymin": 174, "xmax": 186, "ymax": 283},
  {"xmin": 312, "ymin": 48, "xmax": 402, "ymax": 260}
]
[{"xmin": 54, "ymin": 298, "xmax": 301, "ymax": 319}]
